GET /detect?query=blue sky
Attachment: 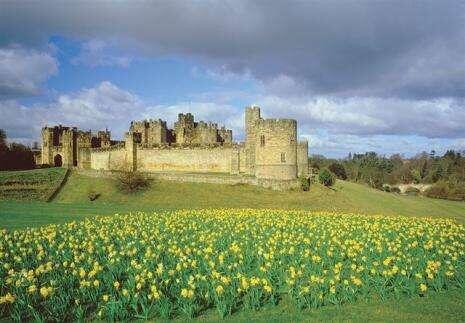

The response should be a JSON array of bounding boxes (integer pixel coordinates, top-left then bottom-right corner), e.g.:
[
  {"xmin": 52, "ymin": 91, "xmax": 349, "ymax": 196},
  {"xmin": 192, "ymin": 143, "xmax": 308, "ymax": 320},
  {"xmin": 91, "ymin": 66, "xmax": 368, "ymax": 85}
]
[{"xmin": 1, "ymin": 1, "xmax": 465, "ymax": 158}]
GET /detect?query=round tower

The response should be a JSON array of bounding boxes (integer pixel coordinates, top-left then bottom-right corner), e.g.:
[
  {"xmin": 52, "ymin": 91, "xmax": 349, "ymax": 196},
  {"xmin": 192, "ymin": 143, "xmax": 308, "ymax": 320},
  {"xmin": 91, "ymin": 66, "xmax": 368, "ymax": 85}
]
[{"xmin": 254, "ymin": 118, "xmax": 297, "ymax": 180}]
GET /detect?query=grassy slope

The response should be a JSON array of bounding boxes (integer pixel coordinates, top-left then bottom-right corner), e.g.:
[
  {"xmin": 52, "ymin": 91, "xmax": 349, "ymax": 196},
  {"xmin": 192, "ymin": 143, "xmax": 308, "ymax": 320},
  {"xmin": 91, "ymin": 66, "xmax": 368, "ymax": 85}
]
[
  {"xmin": 0, "ymin": 168, "xmax": 67, "ymax": 201},
  {"xmin": 0, "ymin": 172, "xmax": 464, "ymax": 231},
  {"xmin": 56, "ymin": 172, "xmax": 465, "ymax": 220},
  {"xmin": 0, "ymin": 171, "xmax": 464, "ymax": 321}
]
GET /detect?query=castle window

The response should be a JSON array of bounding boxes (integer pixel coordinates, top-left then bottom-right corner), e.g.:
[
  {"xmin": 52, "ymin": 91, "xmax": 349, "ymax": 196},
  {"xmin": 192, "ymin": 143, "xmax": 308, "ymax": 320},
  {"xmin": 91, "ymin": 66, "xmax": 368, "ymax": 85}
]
[
  {"xmin": 260, "ymin": 135, "xmax": 265, "ymax": 147},
  {"xmin": 281, "ymin": 152, "xmax": 286, "ymax": 163}
]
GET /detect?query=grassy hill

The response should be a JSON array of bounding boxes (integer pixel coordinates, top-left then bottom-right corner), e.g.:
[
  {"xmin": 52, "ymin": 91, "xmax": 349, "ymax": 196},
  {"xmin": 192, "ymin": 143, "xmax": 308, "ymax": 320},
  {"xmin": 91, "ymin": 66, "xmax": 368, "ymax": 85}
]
[
  {"xmin": 0, "ymin": 168, "xmax": 68, "ymax": 201},
  {"xmin": 55, "ymin": 171, "xmax": 465, "ymax": 221},
  {"xmin": 0, "ymin": 170, "xmax": 464, "ymax": 230}
]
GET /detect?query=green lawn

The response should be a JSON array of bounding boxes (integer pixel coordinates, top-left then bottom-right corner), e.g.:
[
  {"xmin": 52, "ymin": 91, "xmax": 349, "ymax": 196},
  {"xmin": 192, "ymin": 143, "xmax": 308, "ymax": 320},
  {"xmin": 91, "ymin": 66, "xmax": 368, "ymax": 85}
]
[
  {"xmin": 0, "ymin": 170, "xmax": 464, "ymax": 321},
  {"xmin": 188, "ymin": 289, "xmax": 465, "ymax": 322}
]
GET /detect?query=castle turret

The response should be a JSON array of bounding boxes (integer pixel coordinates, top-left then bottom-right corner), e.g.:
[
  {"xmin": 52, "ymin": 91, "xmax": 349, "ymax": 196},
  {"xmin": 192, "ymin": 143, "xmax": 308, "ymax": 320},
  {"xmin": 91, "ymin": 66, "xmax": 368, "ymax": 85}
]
[{"xmin": 254, "ymin": 118, "xmax": 298, "ymax": 180}]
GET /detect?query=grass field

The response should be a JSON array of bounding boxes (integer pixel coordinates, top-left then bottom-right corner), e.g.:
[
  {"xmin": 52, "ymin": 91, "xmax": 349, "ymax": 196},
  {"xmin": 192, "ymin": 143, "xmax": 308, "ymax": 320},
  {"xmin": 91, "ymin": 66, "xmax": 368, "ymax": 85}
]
[
  {"xmin": 0, "ymin": 168, "xmax": 67, "ymax": 201},
  {"xmin": 0, "ymin": 169, "xmax": 464, "ymax": 321}
]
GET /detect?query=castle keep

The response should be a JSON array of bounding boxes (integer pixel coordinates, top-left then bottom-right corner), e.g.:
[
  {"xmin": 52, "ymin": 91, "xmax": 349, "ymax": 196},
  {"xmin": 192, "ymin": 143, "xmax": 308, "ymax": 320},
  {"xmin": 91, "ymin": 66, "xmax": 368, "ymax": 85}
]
[{"xmin": 41, "ymin": 106, "xmax": 309, "ymax": 189}]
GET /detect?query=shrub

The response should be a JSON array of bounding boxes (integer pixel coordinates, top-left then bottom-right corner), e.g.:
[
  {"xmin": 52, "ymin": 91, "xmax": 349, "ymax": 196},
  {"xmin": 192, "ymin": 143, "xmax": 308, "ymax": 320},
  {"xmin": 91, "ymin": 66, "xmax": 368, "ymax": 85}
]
[
  {"xmin": 390, "ymin": 186, "xmax": 401, "ymax": 194},
  {"xmin": 382, "ymin": 184, "xmax": 391, "ymax": 192},
  {"xmin": 318, "ymin": 168, "xmax": 335, "ymax": 187},
  {"xmin": 328, "ymin": 162, "xmax": 347, "ymax": 180},
  {"xmin": 87, "ymin": 190, "xmax": 100, "ymax": 201},
  {"xmin": 116, "ymin": 170, "xmax": 150, "ymax": 194},
  {"xmin": 424, "ymin": 181, "xmax": 465, "ymax": 201},
  {"xmin": 405, "ymin": 186, "xmax": 420, "ymax": 196},
  {"xmin": 448, "ymin": 182, "xmax": 465, "ymax": 201},
  {"xmin": 424, "ymin": 181, "xmax": 449, "ymax": 199},
  {"xmin": 300, "ymin": 176, "xmax": 310, "ymax": 191}
]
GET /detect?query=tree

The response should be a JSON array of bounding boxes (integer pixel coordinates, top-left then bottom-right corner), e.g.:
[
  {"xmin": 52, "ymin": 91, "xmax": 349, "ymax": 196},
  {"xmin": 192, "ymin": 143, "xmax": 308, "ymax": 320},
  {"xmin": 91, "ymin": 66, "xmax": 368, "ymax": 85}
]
[
  {"xmin": 328, "ymin": 162, "xmax": 347, "ymax": 180},
  {"xmin": 318, "ymin": 168, "xmax": 335, "ymax": 187},
  {"xmin": 0, "ymin": 130, "xmax": 35, "ymax": 171},
  {"xmin": 0, "ymin": 129, "xmax": 6, "ymax": 151}
]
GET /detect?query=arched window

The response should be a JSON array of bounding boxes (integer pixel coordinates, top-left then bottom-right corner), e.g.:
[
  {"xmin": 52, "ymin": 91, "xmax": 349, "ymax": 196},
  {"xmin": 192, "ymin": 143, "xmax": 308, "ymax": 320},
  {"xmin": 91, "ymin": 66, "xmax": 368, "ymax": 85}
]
[
  {"xmin": 281, "ymin": 152, "xmax": 286, "ymax": 163},
  {"xmin": 260, "ymin": 135, "xmax": 265, "ymax": 147}
]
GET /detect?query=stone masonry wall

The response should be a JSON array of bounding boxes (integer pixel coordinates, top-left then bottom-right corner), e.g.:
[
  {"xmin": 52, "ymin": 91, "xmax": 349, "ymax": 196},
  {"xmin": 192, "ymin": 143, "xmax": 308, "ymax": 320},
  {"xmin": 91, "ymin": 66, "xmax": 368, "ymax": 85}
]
[
  {"xmin": 137, "ymin": 147, "xmax": 233, "ymax": 173},
  {"xmin": 90, "ymin": 148, "xmax": 126, "ymax": 170}
]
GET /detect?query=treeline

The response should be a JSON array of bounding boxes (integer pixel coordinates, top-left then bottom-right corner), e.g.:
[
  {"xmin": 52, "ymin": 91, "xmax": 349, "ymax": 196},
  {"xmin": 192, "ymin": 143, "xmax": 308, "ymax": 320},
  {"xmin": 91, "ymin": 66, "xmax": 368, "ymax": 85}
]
[
  {"xmin": 0, "ymin": 129, "xmax": 36, "ymax": 171},
  {"xmin": 310, "ymin": 150, "xmax": 465, "ymax": 201}
]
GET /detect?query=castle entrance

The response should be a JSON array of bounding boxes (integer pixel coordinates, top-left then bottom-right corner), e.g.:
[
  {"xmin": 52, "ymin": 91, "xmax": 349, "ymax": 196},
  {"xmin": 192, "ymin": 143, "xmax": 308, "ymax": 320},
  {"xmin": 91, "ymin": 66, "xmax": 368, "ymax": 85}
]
[{"xmin": 54, "ymin": 154, "xmax": 63, "ymax": 167}]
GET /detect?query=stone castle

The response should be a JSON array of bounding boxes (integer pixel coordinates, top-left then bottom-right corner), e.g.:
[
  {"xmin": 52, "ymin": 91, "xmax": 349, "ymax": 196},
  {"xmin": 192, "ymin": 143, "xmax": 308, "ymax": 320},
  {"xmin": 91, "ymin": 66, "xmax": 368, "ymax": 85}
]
[{"xmin": 40, "ymin": 106, "xmax": 309, "ymax": 189}]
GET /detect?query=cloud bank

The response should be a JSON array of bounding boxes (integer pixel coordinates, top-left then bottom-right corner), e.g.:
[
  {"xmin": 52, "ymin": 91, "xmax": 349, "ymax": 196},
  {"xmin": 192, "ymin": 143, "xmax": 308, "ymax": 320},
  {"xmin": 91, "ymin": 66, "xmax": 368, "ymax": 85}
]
[{"xmin": 0, "ymin": 1, "xmax": 464, "ymax": 156}]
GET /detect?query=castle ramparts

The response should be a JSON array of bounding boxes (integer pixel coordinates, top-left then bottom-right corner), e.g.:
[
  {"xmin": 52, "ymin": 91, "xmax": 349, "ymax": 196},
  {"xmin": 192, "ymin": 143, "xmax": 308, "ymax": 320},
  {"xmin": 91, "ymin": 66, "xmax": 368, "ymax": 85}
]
[{"xmin": 40, "ymin": 106, "xmax": 309, "ymax": 190}]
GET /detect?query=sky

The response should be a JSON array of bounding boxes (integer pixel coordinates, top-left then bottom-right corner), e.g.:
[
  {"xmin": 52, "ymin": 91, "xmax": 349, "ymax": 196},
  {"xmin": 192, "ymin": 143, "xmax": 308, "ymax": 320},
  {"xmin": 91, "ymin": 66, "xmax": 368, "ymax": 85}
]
[{"xmin": 0, "ymin": 0, "xmax": 464, "ymax": 158}]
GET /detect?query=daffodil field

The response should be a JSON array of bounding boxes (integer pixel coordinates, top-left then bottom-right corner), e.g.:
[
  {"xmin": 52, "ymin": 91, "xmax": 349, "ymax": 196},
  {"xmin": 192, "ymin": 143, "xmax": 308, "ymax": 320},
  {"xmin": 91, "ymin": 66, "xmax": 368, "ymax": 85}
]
[{"xmin": 1, "ymin": 209, "xmax": 464, "ymax": 321}]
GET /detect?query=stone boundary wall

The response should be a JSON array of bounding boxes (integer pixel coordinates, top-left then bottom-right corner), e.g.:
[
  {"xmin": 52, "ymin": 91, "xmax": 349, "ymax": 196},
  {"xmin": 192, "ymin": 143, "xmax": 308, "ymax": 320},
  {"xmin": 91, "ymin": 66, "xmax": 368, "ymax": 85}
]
[
  {"xmin": 74, "ymin": 169, "xmax": 299, "ymax": 191},
  {"xmin": 137, "ymin": 147, "xmax": 233, "ymax": 173},
  {"xmin": 396, "ymin": 183, "xmax": 432, "ymax": 194}
]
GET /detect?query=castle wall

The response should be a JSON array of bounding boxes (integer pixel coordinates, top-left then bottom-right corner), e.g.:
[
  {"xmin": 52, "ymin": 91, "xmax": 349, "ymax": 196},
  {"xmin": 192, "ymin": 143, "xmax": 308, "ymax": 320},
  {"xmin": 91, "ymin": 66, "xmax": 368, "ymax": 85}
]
[
  {"xmin": 239, "ymin": 146, "xmax": 247, "ymax": 173},
  {"xmin": 90, "ymin": 148, "xmax": 126, "ymax": 170},
  {"xmin": 137, "ymin": 147, "xmax": 233, "ymax": 173},
  {"xmin": 78, "ymin": 148, "xmax": 91, "ymax": 169}
]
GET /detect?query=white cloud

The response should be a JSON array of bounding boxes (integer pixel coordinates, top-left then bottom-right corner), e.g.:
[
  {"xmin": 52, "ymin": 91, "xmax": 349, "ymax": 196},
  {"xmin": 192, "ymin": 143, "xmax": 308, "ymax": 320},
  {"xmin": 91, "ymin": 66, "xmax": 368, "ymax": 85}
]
[
  {"xmin": 254, "ymin": 94, "xmax": 465, "ymax": 139},
  {"xmin": 71, "ymin": 40, "xmax": 132, "ymax": 68},
  {"xmin": 0, "ymin": 45, "xmax": 58, "ymax": 98}
]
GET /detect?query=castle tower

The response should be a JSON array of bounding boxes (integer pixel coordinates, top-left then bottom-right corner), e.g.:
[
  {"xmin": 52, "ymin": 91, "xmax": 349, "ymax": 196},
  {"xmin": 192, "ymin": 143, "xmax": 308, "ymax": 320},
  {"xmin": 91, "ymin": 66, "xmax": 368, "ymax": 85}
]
[
  {"xmin": 174, "ymin": 113, "xmax": 195, "ymax": 144},
  {"xmin": 194, "ymin": 121, "xmax": 218, "ymax": 144},
  {"xmin": 98, "ymin": 130, "xmax": 111, "ymax": 148},
  {"xmin": 297, "ymin": 139, "xmax": 309, "ymax": 177},
  {"xmin": 60, "ymin": 129, "xmax": 76, "ymax": 167},
  {"xmin": 124, "ymin": 132, "xmax": 138, "ymax": 171},
  {"xmin": 129, "ymin": 120, "xmax": 168, "ymax": 146},
  {"xmin": 41, "ymin": 127, "xmax": 54, "ymax": 165},
  {"xmin": 254, "ymin": 119, "xmax": 298, "ymax": 180},
  {"xmin": 245, "ymin": 106, "xmax": 261, "ymax": 175},
  {"xmin": 77, "ymin": 131, "xmax": 92, "ymax": 169}
]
